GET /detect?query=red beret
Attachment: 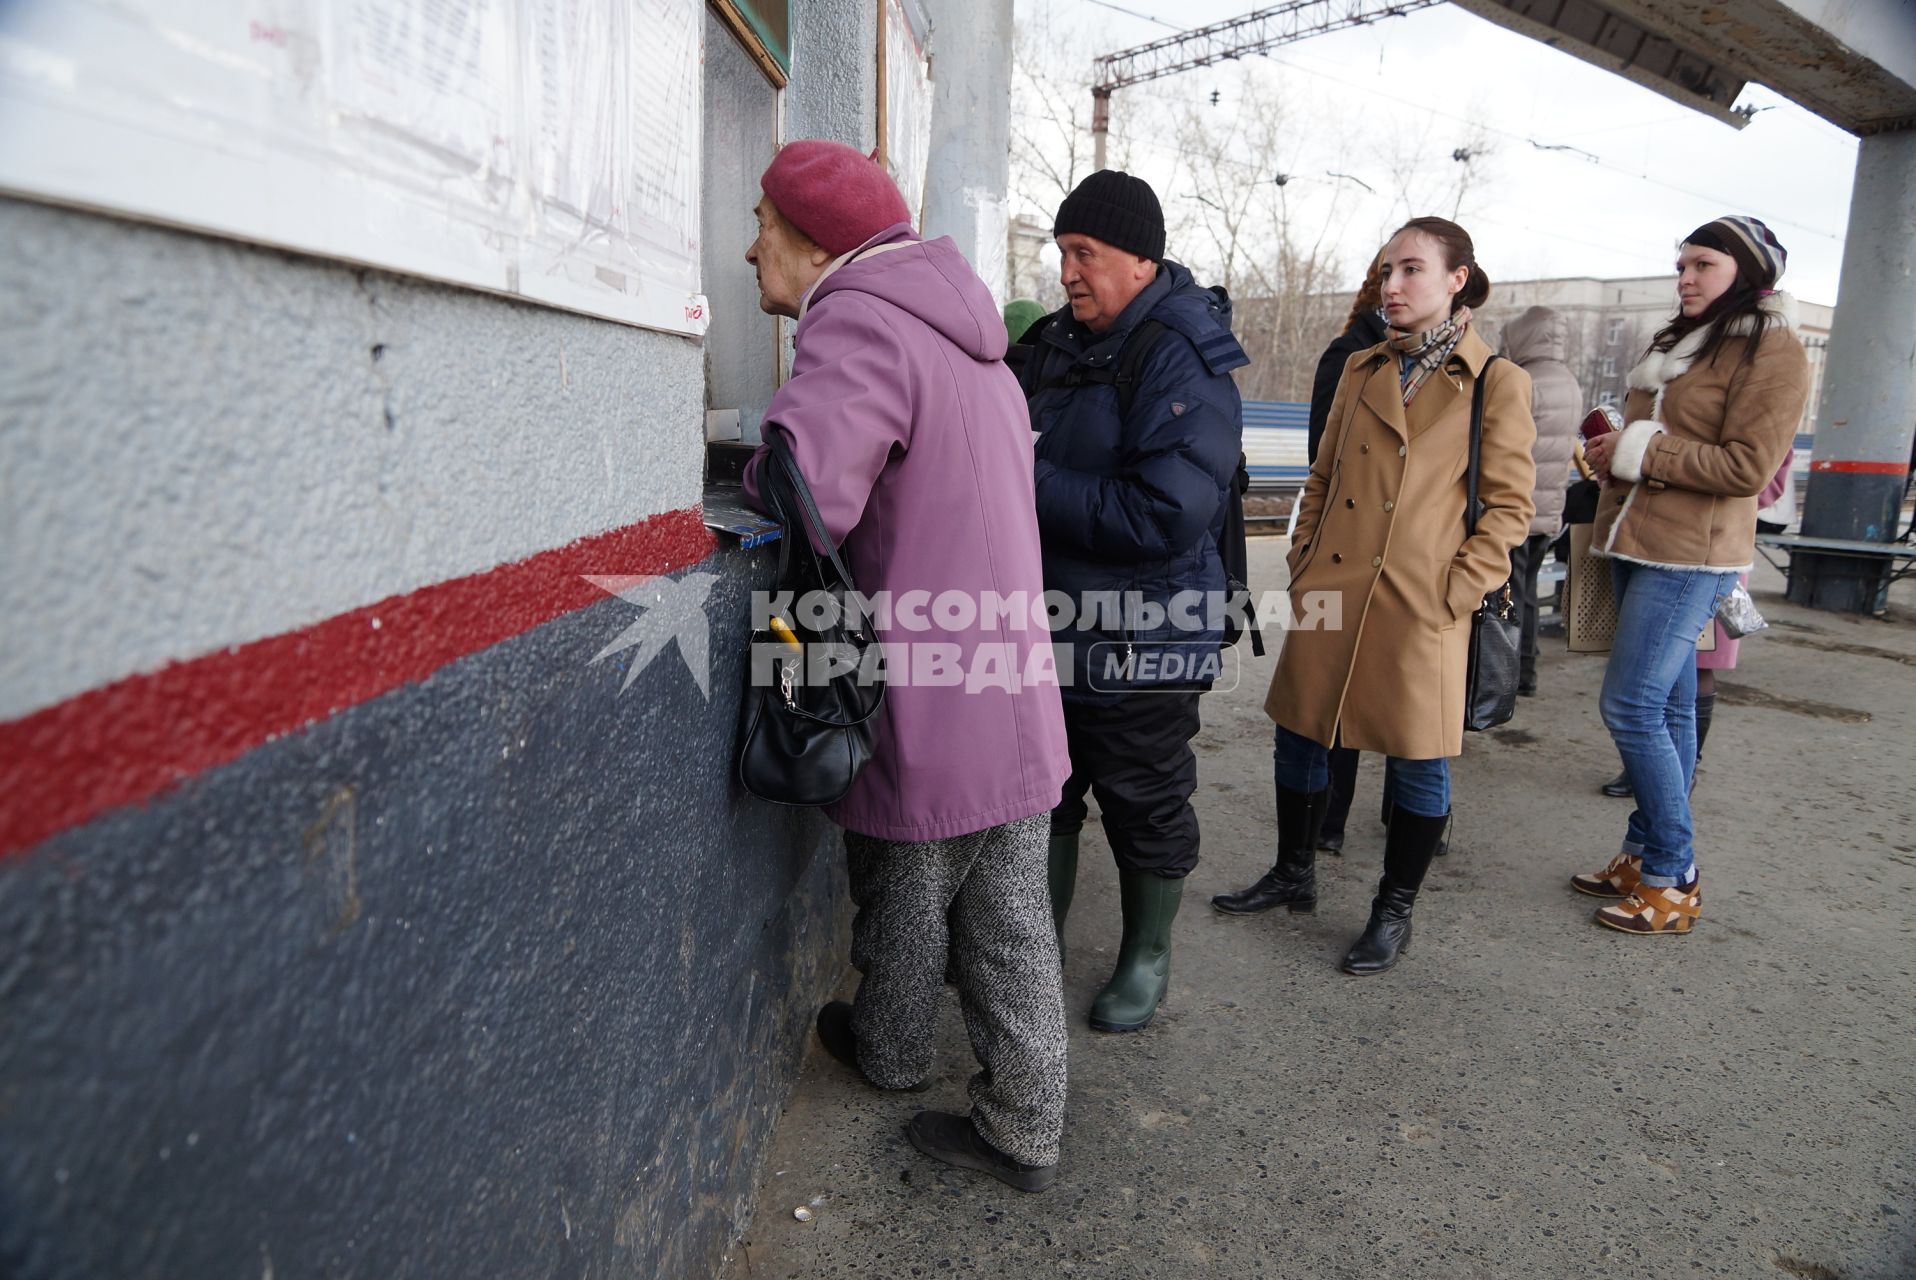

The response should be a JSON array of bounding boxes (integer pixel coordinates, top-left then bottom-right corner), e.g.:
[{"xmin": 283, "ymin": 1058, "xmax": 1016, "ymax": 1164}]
[{"xmin": 760, "ymin": 140, "xmax": 913, "ymax": 256}]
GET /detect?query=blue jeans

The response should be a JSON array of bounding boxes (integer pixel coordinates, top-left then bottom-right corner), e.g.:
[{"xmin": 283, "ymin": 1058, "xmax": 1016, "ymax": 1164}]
[
  {"xmin": 1601, "ymin": 560, "xmax": 1737, "ymax": 886},
  {"xmin": 1273, "ymin": 725, "xmax": 1450, "ymax": 818}
]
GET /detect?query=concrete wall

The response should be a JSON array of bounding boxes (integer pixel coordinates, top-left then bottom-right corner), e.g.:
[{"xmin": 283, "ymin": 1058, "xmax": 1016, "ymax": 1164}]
[
  {"xmin": 921, "ymin": 0, "xmax": 1015, "ymax": 304},
  {"xmin": 0, "ymin": 0, "xmax": 1011, "ymax": 1272},
  {"xmin": 1793, "ymin": 127, "xmax": 1916, "ymax": 610}
]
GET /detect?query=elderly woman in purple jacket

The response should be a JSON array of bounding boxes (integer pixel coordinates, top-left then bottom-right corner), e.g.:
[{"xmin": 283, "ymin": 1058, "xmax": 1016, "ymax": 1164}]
[{"xmin": 739, "ymin": 142, "xmax": 1071, "ymax": 1194}]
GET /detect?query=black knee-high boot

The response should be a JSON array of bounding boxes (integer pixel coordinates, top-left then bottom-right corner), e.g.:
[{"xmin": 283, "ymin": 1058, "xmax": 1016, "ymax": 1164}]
[
  {"xmin": 1341, "ymin": 810, "xmax": 1450, "ymax": 975},
  {"xmin": 1212, "ymin": 786, "xmax": 1322, "ymax": 914}
]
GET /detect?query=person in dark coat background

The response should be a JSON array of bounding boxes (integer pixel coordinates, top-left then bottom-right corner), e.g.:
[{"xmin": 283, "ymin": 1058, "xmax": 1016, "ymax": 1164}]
[
  {"xmin": 1308, "ymin": 252, "xmax": 1390, "ymax": 461},
  {"xmin": 1019, "ymin": 169, "xmax": 1247, "ymax": 1035},
  {"xmin": 1304, "ymin": 250, "xmax": 1387, "ymax": 855},
  {"xmin": 1501, "ymin": 305, "xmax": 1583, "ymax": 696},
  {"xmin": 1002, "ymin": 297, "xmax": 1048, "ymax": 381}
]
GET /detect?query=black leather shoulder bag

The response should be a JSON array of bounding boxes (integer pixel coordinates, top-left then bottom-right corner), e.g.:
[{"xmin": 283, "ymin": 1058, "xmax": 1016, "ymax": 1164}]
[
  {"xmin": 735, "ymin": 433, "xmax": 885, "ymax": 805},
  {"xmin": 1463, "ymin": 354, "xmax": 1521, "ymax": 732}
]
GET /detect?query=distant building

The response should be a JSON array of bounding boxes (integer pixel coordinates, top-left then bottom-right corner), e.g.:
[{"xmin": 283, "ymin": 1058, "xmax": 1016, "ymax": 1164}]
[
  {"xmin": 1285, "ymin": 275, "xmax": 1831, "ymax": 433},
  {"xmin": 1476, "ymin": 277, "xmax": 1833, "ymax": 435},
  {"xmin": 1007, "ymin": 213, "xmax": 1061, "ymax": 310}
]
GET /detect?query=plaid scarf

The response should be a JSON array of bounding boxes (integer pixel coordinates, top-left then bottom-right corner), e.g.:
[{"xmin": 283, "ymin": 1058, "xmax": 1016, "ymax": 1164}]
[{"xmin": 1385, "ymin": 305, "xmax": 1472, "ymax": 405}]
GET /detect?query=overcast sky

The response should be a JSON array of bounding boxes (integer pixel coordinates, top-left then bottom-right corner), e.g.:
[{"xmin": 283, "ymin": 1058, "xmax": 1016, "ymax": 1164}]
[{"xmin": 1018, "ymin": 0, "xmax": 1860, "ymax": 307}]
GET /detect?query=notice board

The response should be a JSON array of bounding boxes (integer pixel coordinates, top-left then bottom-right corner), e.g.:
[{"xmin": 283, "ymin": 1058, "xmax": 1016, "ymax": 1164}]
[
  {"xmin": 878, "ymin": 0, "xmax": 933, "ymax": 226},
  {"xmin": 0, "ymin": 1, "xmax": 708, "ymax": 336}
]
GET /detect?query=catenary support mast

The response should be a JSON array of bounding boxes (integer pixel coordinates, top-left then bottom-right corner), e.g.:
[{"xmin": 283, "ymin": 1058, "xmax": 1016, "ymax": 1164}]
[{"xmin": 1089, "ymin": 0, "xmax": 1440, "ymax": 169}]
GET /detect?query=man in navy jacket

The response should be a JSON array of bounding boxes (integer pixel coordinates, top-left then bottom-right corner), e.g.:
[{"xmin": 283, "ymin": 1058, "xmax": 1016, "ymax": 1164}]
[{"xmin": 1018, "ymin": 169, "xmax": 1247, "ymax": 1036}]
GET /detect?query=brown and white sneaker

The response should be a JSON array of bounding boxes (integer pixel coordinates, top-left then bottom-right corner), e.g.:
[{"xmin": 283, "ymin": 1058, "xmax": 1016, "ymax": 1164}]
[
  {"xmin": 1570, "ymin": 851, "xmax": 1642, "ymax": 899},
  {"xmin": 1594, "ymin": 878, "xmax": 1701, "ymax": 935}
]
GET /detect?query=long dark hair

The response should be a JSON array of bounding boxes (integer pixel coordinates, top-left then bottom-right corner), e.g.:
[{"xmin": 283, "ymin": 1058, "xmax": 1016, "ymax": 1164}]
[
  {"xmin": 1391, "ymin": 216, "xmax": 1491, "ymax": 315},
  {"xmin": 1647, "ymin": 253, "xmax": 1774, "ymax": 371}
]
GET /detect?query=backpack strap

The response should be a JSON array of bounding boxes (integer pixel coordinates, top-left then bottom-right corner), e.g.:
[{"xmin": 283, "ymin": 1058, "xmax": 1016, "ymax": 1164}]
[
  {"xmin": 1030, "ymin": 318, "xmax": 1172, "ymax": 419},
  {"xmin": 1110, "ymin": 319, "xmax": 1170, "ymax": 419}
]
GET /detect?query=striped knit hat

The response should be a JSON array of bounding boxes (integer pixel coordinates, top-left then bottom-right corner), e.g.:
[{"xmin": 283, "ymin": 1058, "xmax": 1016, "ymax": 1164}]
[{"xmin": 1685, "ymin": 215, "xmax": 1787, "ymax": 288}]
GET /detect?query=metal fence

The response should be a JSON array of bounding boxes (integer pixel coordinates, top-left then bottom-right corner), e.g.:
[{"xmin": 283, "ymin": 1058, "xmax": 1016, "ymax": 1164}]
[{"xmin": 1243, "ymin": 399, "xmax": 1310, "ymax": 492}]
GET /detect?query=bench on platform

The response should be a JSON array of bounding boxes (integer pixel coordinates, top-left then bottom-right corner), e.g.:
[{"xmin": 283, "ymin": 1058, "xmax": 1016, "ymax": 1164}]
[{"xmin": 1754, "ymin": 530, "xmax": 1916, "ymax": 596}]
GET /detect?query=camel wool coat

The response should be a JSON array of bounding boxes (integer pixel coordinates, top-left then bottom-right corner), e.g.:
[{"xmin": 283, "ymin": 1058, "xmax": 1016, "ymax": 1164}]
[{"xmin": 1265, "ymin": 325, "xmax": 1536, "ymax": 759}]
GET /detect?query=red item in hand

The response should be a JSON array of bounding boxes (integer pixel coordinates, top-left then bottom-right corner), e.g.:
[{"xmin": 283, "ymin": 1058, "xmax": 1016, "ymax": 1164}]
[{"xmin": 1579, "ymin": 405, "xmax": 1622, "ymax": 444}]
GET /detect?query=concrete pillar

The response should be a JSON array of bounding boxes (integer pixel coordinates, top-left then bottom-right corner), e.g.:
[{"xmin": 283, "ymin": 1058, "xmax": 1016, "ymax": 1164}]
[
  {"xmin": 1790, "ymin": 128, "xmax": 1916, "ymax": 612},
  {"xmin": 919, "ymin": 0, "xmax": 1014, "ymax": 305}
]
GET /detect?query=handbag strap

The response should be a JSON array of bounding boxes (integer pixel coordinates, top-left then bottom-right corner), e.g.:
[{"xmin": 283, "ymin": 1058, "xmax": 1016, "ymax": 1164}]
[
  {"xmin": 765, "ymin": 431, "xmax": 864, "ymax": 601},
  {"xmin": 1465, "ymin": 353, "xmax": 1503, "ymax": 538}
]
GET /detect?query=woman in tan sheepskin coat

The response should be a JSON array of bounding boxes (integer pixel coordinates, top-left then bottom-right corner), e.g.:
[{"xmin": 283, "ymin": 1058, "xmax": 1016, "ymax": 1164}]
[{"xmin": 1572, "ymin": 215, "xmax": 1808, "ymax": 937}]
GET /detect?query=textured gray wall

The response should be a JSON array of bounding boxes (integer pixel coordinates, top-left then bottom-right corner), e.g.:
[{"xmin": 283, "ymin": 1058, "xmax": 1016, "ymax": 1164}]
[
  {"xmin": 921, "ymin": 0, "xmax": 1015, "ymax": 301},
  {"xmin": 0, "ymin": 1, "xmax": 890, "ymax": 1273},
  {"xmin": 0, "ymin": 197, "xmax": 702, "ymax": 722},
  {"xmin": 0, "ymin": 560, "xmax": 844, "ymax": 1280},
  {"xmin": 787, "ymin": 0, "xmax": 879, "ymax": 152},
  {"xmin": 702, "ymin": 9, "xmax": 784, "ymax": 437}
]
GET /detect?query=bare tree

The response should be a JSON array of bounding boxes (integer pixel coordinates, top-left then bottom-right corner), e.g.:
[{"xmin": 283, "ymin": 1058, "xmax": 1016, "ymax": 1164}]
[
  {"xmin": 1154, "ymin": 81, "xmax": 1351, "ymax": 401},
  {"xmin": 1009, "ymin": 13, "xmax": 1134, "ymax": 234},
  {"xmin": 1008, "ymin": 10, "xmax": 1506, "ymax": 401}
]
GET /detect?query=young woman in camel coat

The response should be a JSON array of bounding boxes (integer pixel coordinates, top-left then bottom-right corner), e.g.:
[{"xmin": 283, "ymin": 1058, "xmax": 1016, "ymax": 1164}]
[{"xmin": 1214, "ymin": 217, "xmax": 1535, "ymax": 974}]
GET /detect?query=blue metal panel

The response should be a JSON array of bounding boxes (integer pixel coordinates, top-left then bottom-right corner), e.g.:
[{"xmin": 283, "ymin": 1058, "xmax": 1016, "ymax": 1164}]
[{"xmin": 1242, "ymin": 399, "xmax": 1311, "ymax": 490}]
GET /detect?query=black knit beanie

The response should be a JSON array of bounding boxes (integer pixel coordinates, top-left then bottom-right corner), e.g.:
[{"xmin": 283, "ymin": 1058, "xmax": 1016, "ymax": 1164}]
[{"xmin": 1053, "ymin": 169, "xmax": 1165, "ymax": 262}]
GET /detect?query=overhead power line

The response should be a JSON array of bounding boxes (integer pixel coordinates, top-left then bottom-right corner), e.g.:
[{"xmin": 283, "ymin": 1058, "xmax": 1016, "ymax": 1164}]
[
  {"xmin": 1255, "ymin": 45, "xmax": 1844, "ymax": 241},
  {"xmin": 1094, "ymin": 0, "xmax": 1442, "ymax": 91},
  {"xmin": 1088, "ymin": 0, "xmax": 1440, "ymax": 167},
  {"xmin": 1076, "ymin": 0, "xmax": 1182, "ymax": 30}
]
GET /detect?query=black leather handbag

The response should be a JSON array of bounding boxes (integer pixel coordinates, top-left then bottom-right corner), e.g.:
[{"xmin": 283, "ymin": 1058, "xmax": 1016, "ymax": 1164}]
[
  {"xmin": 1463, "ymin": 354, "xmax": 1520, "ymax": 732},
  {"xmin": 735, "ymin": 433, "xmax": 885, "ymax": 806}
]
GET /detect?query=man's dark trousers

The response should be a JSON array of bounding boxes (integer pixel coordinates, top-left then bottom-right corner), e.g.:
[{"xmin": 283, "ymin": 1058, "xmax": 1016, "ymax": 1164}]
[
  {"xmin": 1050, "ymin": 690, "xmax": 1202, "ymax": 876},
  {"xmin": 1508, "ymin": 532, "xmax": 1552, "ymax": 691}
]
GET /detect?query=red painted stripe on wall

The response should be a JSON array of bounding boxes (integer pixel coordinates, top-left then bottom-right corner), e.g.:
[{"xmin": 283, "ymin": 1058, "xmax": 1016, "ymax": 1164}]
[
  {"xmin": 0, "ymin": 507, "xmax": 716, "ymax": 859},
  {"xmin": 1810, "ymin": 460, "xmax": 1909, "ymax": 475}
]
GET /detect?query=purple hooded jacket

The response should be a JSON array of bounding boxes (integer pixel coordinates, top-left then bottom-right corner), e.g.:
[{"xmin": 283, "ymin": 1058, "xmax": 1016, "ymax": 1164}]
[{"xmin": 742, "ymin": 225, "xmax": 1069, "ymax": 841}]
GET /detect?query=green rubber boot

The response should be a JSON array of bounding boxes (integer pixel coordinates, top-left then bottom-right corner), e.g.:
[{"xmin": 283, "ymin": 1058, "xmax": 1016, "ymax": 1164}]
[
  {"xmin": 1046, "ymin": 830, "xmax": 1079, "ymax": 964},
  {"xmin": 1088, "ymin": 871, "xmax": 1183, "ymax": 1033}
]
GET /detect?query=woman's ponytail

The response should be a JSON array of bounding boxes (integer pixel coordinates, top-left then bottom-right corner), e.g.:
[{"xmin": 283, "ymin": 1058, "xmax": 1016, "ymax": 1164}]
[{"xmin": 1456, "ymin": 262, "xmax": 1490, "ymax": 311}]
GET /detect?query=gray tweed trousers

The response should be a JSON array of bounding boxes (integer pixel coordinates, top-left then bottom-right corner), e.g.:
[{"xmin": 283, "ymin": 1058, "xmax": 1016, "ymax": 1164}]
[{"xmin": 843, "ymin": 811, "xmax": 1067, "ymax": 1167}]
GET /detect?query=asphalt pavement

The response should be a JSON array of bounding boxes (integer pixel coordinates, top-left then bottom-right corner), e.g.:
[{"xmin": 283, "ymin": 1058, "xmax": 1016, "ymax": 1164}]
[{"xmin": 718, "ymin": 537, "xmax": 1916, "ymax": 1280}]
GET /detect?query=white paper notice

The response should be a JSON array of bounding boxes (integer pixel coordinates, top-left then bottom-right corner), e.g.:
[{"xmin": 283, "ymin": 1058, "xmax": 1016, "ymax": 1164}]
[
  {"xmin": 0, "ymin": 0, "xmax": 706, "ymax": 335},
  {"xmin": 882, "ymin": 0, "xmax": 933, "ymax": 226}
]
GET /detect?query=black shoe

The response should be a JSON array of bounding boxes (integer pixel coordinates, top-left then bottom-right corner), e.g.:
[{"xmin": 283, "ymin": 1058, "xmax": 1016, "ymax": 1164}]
[
  {"xmin": 905, "ymin": 1111, "xmax": 1057, "ymax": 1193},
  {"xmin": 1317, "ymin": 830, "xmax": 1345, "ymax": 855},
  {"xmin": 1341, "ymin": 810, "xmax": 1449, "ymax": 976},
  {"xmin": 1600, "ymin": 770, "xmax": 1633, "ymax": 799},
  {"xmin": 1517, "ymin": 680, "xmax": 1538, "ymax": 697},
  {"xmin": 1341, "ymin": 885, "xmax": 1415, "ymax": 975},
  {"xmin": 1213, "ymin": 787, "xmax": 1322, "ymax": 915},
  {"xmin": 817, "ymin": 1002, "xmax": 931, "ymax": 1092},
  {"xmin": 1211, "ymin": 863, "xmax": 1317, "ymax": 915}
]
